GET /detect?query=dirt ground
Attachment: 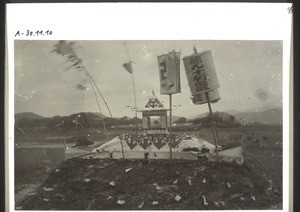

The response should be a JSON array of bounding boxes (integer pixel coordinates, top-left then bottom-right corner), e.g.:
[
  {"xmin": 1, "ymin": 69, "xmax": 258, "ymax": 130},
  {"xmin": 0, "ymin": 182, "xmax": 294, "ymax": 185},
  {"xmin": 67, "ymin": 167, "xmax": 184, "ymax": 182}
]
[
  {"xmin": 18, "ymin": 148, "xmax": 282, "ymax": 210},
  {"xmin": 15, "ymin": 126, "xmax": 283, "ymax": 210},
  {"xmin": 15, "ymin": 161, "xmax": 59, "ymax": 207}
]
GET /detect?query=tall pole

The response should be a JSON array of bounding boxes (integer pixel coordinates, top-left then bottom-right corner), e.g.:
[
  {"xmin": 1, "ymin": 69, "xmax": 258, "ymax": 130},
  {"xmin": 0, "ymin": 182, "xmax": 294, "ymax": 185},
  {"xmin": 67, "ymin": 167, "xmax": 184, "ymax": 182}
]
[
  {"xmin": 88, "ymin": 76, "xmax": 109, "ymax": 142},
  {"xmin": 131, "ymin": 71, "xmax": 138, "ymax": 134},
  {"xmin": 213, "ymin": 119, "xmax": 221, "ymax": 145},
  {"xmin": 120, "ymin": 136, "xmax": 125, "ymax": 159},
  {"xmin": 193, "ymin": 46, "xmax": 219, "ymax": 161},
  {"xmin": 89, "ymin": 76, "xmax": 113, "ymax": 118},
  {"xmin": 205, "ymin": 92, "xmax": 219, "ymax": 161},
  {"xmin": 124, "ymin": 42, "xmax": 138, "ymax": 134},
  {"xmin": 169, "ymin": 94, "xmax": 173, "ymax": 161},
  {"xmin": 53, "ymin": 41, "xmax": 112, "ymax": 143}
]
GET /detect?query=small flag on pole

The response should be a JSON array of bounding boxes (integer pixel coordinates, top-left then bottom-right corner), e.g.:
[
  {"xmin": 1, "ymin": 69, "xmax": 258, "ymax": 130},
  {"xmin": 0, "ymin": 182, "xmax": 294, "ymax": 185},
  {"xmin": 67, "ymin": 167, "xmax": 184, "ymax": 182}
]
[{"xmin": 123, "ymin": 62, "xmax": 133, "ymax": 74}]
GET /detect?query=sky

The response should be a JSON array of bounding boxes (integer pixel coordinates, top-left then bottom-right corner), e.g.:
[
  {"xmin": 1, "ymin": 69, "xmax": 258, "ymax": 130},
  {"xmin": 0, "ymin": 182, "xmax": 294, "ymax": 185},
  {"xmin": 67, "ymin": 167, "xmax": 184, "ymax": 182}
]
[{"xmin": 14, "ymin": 40, "xmax": 283, "ymax": 118}]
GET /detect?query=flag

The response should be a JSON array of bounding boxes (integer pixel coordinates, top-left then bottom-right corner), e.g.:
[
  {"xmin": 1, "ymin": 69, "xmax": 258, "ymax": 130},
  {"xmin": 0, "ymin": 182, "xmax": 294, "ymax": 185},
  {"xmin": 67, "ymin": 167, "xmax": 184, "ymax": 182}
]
[
  {"xmin": 157, "ymin": 50, "xmax": 181, "ymax": 95},
  {"xmin": 183, "ymin": 50, "xmax": 220, "ymax": 96},
  {"xmin": 123, "ymin": 62, "xmax": 133, "ymax": 74},
  {"xmin": 52, "ymin": 41, "xmax": 85, "ymax": 72}
]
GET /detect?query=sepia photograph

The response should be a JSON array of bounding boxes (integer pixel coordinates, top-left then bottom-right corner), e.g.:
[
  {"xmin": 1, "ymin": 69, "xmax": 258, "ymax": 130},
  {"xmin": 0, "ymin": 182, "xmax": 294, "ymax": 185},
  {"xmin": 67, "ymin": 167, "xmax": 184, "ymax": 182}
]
[
  {"xmin": 14, "ymin": 40, "xmax": 283, "ymax": 210},
  {"xmin": 6, "ymin": 3, "xmax": 292, "ymax": 212}
]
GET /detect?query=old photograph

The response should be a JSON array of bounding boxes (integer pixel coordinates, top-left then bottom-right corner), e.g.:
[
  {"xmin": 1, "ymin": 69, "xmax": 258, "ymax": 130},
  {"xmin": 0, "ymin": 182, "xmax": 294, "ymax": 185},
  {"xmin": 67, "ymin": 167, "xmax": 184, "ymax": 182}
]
[{"xmin": 14, "ymin": 40, "xmax": 283, "ymax": 210}]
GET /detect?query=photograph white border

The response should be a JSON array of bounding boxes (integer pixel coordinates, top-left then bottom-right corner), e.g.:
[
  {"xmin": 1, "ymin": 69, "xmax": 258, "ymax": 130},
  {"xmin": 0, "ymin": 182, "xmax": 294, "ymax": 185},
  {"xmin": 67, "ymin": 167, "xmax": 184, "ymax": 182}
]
[{"xmin": 6, "ymin": 3, "xmax": 292, "ymax": 212}]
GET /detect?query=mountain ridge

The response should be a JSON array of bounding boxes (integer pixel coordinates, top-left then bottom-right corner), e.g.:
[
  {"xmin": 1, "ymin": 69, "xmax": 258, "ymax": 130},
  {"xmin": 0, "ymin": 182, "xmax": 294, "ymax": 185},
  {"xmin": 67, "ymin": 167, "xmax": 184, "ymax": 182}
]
[
  {"xmin": 188, "ymin": 107, "xmax": 282, "ymax": 125},
  {"xmin": 15, "ymin": 106, "xmax": 282, "ymax": 126}
]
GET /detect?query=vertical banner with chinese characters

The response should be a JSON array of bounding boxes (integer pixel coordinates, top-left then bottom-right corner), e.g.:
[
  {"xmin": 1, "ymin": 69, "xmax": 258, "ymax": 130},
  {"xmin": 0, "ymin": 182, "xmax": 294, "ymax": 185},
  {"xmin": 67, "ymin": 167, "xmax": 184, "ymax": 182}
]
[
  {"xmin": 183, "ymin": 50, "xmax": 220, "ymax": 96},
  {"xmin": 158, "ymin": 50, "xmax": 181, "ymax": 95},
  {"xmin": 191, "ymin": 89, "xmax": 220, "ymax": 105}
]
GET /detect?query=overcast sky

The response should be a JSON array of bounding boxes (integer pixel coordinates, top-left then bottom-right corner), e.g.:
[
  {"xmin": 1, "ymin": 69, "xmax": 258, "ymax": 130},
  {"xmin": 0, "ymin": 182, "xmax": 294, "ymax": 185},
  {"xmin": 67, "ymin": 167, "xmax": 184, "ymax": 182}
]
[{"xmin": 14, "ymin": 40, "xmax": 282, "ymax": 118}]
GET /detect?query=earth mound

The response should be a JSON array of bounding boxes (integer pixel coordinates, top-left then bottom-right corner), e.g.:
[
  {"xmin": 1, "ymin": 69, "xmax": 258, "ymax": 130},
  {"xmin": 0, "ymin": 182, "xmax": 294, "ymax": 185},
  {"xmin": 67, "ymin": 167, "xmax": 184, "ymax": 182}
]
[{"xmin": 19, "ymin": 158, "xmax": 282, "ymax": 210}]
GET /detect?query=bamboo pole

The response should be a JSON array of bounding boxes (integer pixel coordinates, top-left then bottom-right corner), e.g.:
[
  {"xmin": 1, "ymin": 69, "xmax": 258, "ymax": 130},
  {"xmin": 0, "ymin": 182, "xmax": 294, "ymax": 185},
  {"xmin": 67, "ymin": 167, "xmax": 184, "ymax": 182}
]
[
  {"xmin": 131, "ymin": 70, "xmax": 138, "ymax": 134},
  {"xmin": 169, "ymin": 94, "xmax": 173, "ymax": 161},
  {"xmin": 88, "ymin": 76, "xmax": 109, "ymax": 142},
  {"xmin": 213, "ymin": 119, "xmax": 221, "ymax": 145},
  {"xmin": 124, "ymin": 42, "xmax": 138, "ymax": 134},
  {"xmin": 193, "ymin": 46, "xmax": 219, "ymax": 160},
  {"xmin": 119, "ymin": 136, "xmax": 125, "ymax": 159},
  {"xmin": 89, "ymin": 76, "xmax": 113, "ymax": 118},
  {"xmin": 205, "ymin": 92, "xmax": 219, "ymax": 161}
]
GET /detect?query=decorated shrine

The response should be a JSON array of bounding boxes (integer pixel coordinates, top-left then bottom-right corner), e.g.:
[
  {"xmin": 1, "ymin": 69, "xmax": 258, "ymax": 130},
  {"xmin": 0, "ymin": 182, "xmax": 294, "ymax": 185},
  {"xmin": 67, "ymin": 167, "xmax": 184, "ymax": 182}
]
[
  {"xmin": 141, "ymin": 96, "xmax": 168, "ymax": 134},
  {"xmin": 112, "ymin": 95, "xmax": 187, "ymax": 153}
]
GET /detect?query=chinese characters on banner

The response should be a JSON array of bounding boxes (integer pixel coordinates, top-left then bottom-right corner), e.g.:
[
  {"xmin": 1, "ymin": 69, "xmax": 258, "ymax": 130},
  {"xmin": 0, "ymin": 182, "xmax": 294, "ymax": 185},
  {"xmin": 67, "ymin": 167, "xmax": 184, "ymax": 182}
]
[
  {"xmin": 183, "ymin": 50, "xmax": 220, "ymax": 104},
  {"xmin": 183, "ymin": 50, "xmax": 219, "ymax": 95},
  {"xmin": 157, "ymin": 50, "xmax": 181, "ymax": 95},
  {"xmin": 191, "ymin": 89, "xmax": 220, "ymax": 105}
]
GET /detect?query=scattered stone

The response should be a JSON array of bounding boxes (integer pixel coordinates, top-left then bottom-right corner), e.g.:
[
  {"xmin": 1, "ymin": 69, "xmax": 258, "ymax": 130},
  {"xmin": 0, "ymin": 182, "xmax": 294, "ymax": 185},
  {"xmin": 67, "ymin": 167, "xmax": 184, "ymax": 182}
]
[
  {"xmin": 251, "ymin": 196, "xmax": 256, "ymax": 201},
  {"xmin": 83, "ymin": 178, "xmax": 91, "ymax": 183},
  {"xmin": 107, "ymin": 196, "xmax": 113, "ymax": 200},
  {"xmin": 109, "ymin": 181, "xmax": 116, "ymax": 186},
  {"xmin": 173, "ymin": 179, "xmax": 178, "ymax": 184},
  {"xmin": 175, "ymin": 194, "xmax": 182, "ymax": 202},
  {"xmin": 138, "ymin": 201, "xmax": 145, "ymax": 208},
  {"xmin": 202, "ymin": 195, "xmax": 208, "ymax": 206},
  {"xmin": 125, "ymin": 168, "xmax": 132, "ymax": 173},
  {"xmin": 202, "ymin": 178, "xmax": 207, "ymax": 184},
  {"xmin": 55, "ymin": 169, "xmax": 60, "ymax": 173},
  {"xmin": 152, "ymin": 201, "xmax": 159, "ymax": 205},
  {"xmin": 153, "ymin": 183, "xmax": 162, "ymax": 190},
  {"xmin": 117, "ymin": 200, "xmax": 125, "ymax": 205},
  {"xmin": 227, "ymin": 182, "xmax": 231, "ymax": 188},
  {"xmin": 186, "ymin": 176, "xmax": 192, "ymax": 186},
  {"xmin": 43, "ymin": 198, "xmax": 50, "ymax": 202},
  {"xmin": 27, "ymin": 192, "xmax": 37, "ymax": 196},
  {"xmin": 240, "ymin": 196, "xmax": 245, "ymax": 201},
  {"xmin": 43, "ymin": 187, "xmax": 55, "ymax": 192}
]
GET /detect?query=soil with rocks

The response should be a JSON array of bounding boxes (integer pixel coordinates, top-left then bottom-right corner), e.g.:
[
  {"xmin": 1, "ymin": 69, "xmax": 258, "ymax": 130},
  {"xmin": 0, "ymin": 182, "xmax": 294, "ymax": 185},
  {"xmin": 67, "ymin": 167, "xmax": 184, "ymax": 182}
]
[{"xmin": 19, "ymin": 157, "xmax": 282, "ymax": 210}]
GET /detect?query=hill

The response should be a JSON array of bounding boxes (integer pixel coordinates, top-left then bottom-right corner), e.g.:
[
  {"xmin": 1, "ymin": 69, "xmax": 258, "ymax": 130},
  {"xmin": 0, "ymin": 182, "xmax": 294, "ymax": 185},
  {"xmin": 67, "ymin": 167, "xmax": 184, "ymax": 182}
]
[
  {"xmin": 15, "ymin": 112, "xmax": 45, "ymax": 122},
  {"xmin": 15, "ymin": 112, "xmax": 140, "ymax": 129},
  {"xmin": 188, "ymin": 108, "xmax": 282, "ymax": 125},
  {"xmin": 232, "ymin": 108, "xmax": 282, "ymax": 125}
]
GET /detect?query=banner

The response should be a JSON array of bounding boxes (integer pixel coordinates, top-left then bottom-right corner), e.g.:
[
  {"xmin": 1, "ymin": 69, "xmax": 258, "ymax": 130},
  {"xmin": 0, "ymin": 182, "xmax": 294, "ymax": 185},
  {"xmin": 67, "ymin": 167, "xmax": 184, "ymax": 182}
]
[
  {"xmin": 158, "ymin": 50, "xmax": 181, "ymax": 95},
  {"xmin": 119, "ymin": 133, "xmax": 183, "ymax": 150},
  {"xmin": 191, "ymin": 89, "xmax": 220, "ymax": 105},
  {"xmin": 183, "ymin": 50, "xmax": 220, "ymax": 96}
]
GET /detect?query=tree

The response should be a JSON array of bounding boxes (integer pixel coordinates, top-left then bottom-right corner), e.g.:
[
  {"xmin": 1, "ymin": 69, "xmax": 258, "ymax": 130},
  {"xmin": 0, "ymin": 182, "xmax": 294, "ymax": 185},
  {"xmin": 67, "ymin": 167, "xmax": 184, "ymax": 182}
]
[
  {"xmin": 189, "ymin": 112, "xmax": 241, "ymax": 128},
  {"xmin": 175, "ymin": 117, "xmax": 187, "ymax": 124}
]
